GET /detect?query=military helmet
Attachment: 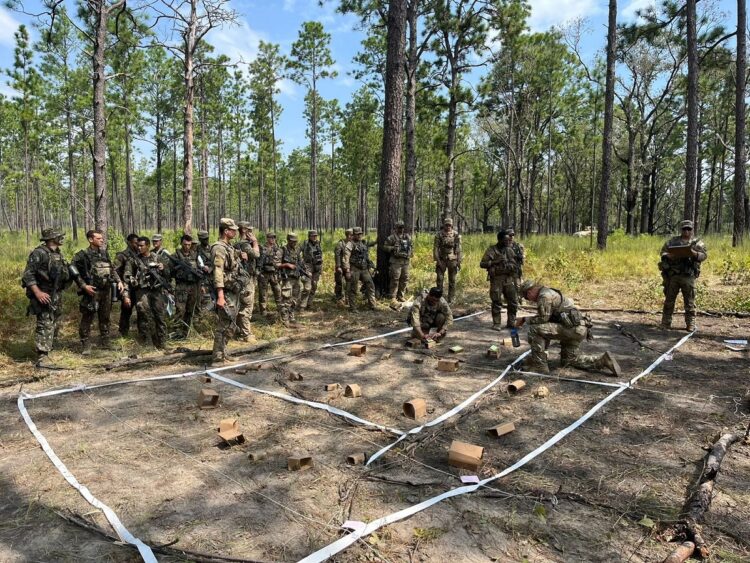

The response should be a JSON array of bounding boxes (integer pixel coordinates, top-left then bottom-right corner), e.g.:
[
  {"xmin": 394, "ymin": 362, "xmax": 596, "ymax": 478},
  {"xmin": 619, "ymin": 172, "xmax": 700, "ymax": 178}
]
[
  {"xmin": 345, "ymin": 228, "xmax": 354, "ymax": 235},
  {"xmin": 40, "ymin": 228, "xmax": 64, "ymax": 241},
  {"xmin": 287, "ymin": 232, "xmax": 298, "ymax": 241},
  {"xmin": 197, "ymin": 230, "xmax": 210, "ymax": 240},
  {"xmin": 519, "ymin": 280, "xmax": 536, "ymax": 295},
  {"xmin": 679, "ymin": 219, "xmax": 694, "ymax": 230},
  {"xmin": 443, "ymin": 217, "xmax": 453, "ymax": 226},
  {"xmin": 352, "ymin": 227, "xmax": 363, "ymax": 235},
  {"xmin": 266, "ymin": 231, "xmax": 277, "ymax": 239},
  {"xmin": 395, "ymin": 221, "xmax": 405, "ymax": 228},
  {"xmin": 219, "ymin": 217, "xmax": 239, "ymax": 230}
]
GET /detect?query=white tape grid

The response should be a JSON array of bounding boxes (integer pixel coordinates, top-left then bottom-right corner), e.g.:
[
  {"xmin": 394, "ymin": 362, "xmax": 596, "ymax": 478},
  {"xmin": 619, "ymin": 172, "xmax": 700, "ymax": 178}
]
[
  {"xmin": 16, "ymin": 311, "xmax": 489, "ymax": 562},
  {"xmin": 365, "ymin": 350, "xmax": 531, "ymax": 466},
  {"xmin": 298, "ymin": 332, "xmax": 695, "ymax": 563}
]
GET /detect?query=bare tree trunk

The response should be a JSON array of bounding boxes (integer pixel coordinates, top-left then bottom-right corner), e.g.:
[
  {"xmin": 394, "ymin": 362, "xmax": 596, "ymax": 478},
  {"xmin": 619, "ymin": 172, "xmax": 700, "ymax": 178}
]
[
  {"xmin": 156, "ymin": 112, "xmax": 163, "ymax": 233},
  {"xmin": 734, "ymin": 0, "xmax": 747, "ymax": 245},
  {"xmin": 181, "ymin": 0, "xmax": 198, "ymax": 235},
  {"xmin": 172, "ymin": 127, "xmax": 178, "ymax": 230},
  {"xmin": 684, "ymin": 0, "xmax": 699, "ymax": 222},
  {"xmin": 124, "ymin": 121, "xmax": 136, "ymax": 233},
  {"xmin": 597, "ymin": 0, "xmax": 617, "ymax": 249},
  {"xmin": 442, "ymin": 69, "xmax": 458, "ymax": 223},
  {"xmin": 92, "ymin": 1, "xmax": 111, "ymax": 234},
  {"xmin": 404, "ymin": 0, "xmax": 418, "ymax": 234},
  {"xmin": 271, "ymin": 94, "xmax": 278, "ymax": 230},
  {"xmin": 310, "ymin": 80, "xmax": 319, "ymax": 230}
]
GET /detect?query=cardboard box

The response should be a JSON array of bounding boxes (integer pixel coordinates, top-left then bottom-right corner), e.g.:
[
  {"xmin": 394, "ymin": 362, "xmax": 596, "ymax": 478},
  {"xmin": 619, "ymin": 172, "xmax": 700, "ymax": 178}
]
[
  {"xmin": 349, "ymin": 344, "xmax": 367, "ymax": 356},
  {"xmin": 449, "ymin": 346, "xmax": 464, "ymax": 354},
  {"xmin": 507, "ymin": 379, "xmax": 526, "ymax": 394},
  {"xmin": 425, "ymin": 339, "xmax": 436, "ymax": 349},
  {"xmin": 344, "ymin": 384, "xmax": 361, "ymax": 398},
  {"xmin": 487, "ymin": 422, "xmax": 516, "ymax": 437},
  {"xmin": 346, "ymin": 452, "xmax": 366, "ymax": 465},
  {"xmin": 288, "ymin": 455, "xmax": 314, "ymax": 471},
  {"xmin": 217, "ymin": 418, "xmax": 245, "ymax": 444},
  {"xmin": 406, "ymin": 338, "xmax": 421, "ymax": 348},
  {"xmin": 403, "ymin": 398, "xmax": 427, "ymax": 419},
  {"xmin": 288, "ymin": 372, "xmax": 304, "ymax": 381},
  {"xmin": 667, "ymin": 244, "xmax": 694, "ymax": 259},
  {"xmin": 499, "ymin": 338, "xmax": 512, "ymax": 347},
  {"xmin": 437, "ymin": 358, "xmax": 460, "ymax": 372},
  {"xmin": 198, "ymin": 388, "xmax": 219, "ymax": 409},
  {"xmin": 248, "ymin": 451, "xmax": 266, "ymax": 461},
  {"xmin": 448, "ymin": 440, "xmax": 484, "ymax": 471},
  {"xmin": 486, "ymin": 345, "xmax": 501, "ymax": 359},
  {"xmin": 203, "ymin": 376, "xmax": 212, "ymax": 383},
  {"xmin": 325, "ymin": 383, "xmax": 341, "ymax": 391}
]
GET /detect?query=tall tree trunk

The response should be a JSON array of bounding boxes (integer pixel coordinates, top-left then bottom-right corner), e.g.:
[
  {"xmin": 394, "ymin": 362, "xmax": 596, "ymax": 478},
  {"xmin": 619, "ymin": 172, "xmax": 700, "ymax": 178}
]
[
  {"xmin": 704, "ymin": 151, "xmax": 717, "ymax": 233},
  {"xmin": 181, "ymin": 0, "xmax": 198, "ymax": 235},
  {"xmin": 156, "ymin": 112, "xmax": 163, "ymax": 233},
  {"xmin": 310, "ymin": 80, "xmax": 319, "ymax": 230},
  {"xmin": 403, "ymin": 0, "xmax": 418, "ymax": 234},
  {"xmin": 684, "ymin": 0, "xmax": 699, "ymax": 222},
  {"xmin": 271, "ymin": 92, "xmax": 278, "ymax": 230},
  {"xmin": 92, "ymin": 2, "xmax": 109, "ymax": 234},
  {"xmin": 65, "ymin": 99, "xmax": 78, "ymax": 241},
  {"xmin": 442, "ymin": 69, "xmax": 458, "ymax": 223},
  {"xmin": 124, "ymin": 121, "xmax": 136, "ymax": 233},
  {"xmin": 172, "ymin": 126, "xmax": 178, "ymax": 230},
  {"xmin": 597, "ymin": 0, "xmax": 617, "ymax": 249},
  {"xmin": 734, "ymin": 0, "xmax": 747, "ymax": 245}
]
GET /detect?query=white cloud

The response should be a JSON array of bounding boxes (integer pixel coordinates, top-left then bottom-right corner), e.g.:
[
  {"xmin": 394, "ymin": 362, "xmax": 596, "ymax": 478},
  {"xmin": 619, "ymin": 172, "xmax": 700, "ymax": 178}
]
[
  {"xmin": 277, "ymin": 78, "xmax": 298, "ymax": 99},
  {"xmin": 0, "ymin": 6, "xmax": 21, "ymax": 46},
  {"xmin": 528, "ymin": 0, "xmax": 602, "ymax": 31},
  {"xmin": 208, "ymin": 18, "xmax": 266, "ymax": 65},
  {"xmin": 283, "ymin": 0, "xmax": 295, "ymax": 12},
  {"xmin": 620, "ymin": 0, "xmax": 657, "ymax": 22}
]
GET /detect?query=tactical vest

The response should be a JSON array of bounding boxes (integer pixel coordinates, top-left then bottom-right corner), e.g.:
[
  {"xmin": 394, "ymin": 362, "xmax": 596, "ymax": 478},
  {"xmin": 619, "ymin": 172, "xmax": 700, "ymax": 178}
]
[
  {"xmin": 23, "ymin": 245, "xmax": 66, "ymax": 293},
  {"xmin": 350, "ymin": 242, "xmax": 369, "ymax": 269},
  {"xmin": 78, "ymin": 248, "xmax": 114, "ymax": 289},
  {"xmin": 211, "ymin": 241, "xmax": 239, "ymax": 290},
  {"xmin": 282, "ymin": 245, "xmax": 302, "ymax": 278},
  {"xmin": 173, "ymin": 249, "xmax": 201, "ymax": 283},
  {"xmin": 438, "ymin": 232, "xmax": 458, "ymax": 260},
  {"xmin": 259, "ymin": 245, "xmax": 280, "ymax": 273},
  {"xmin": 234, "ymin": 240, "xmax": 258, "ymax": 276},
  {"xmin": 303, "ymin": 241, "xmax": 324, "ymax": 271},
  {"xmin": 392, "ymin": 235, "xmax": 412, "ymax": 260},
  {"xmin": 661, "ymin": 237, "xmax": 703, "ymax": 278}
]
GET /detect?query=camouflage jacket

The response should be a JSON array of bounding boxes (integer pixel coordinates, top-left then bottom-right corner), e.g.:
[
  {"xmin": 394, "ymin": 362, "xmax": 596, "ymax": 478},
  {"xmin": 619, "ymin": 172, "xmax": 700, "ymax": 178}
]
[
  {"xmin": 409, "ymin": 291, "xmax": 453, "ymax": 330},
  {"xmin": 73, "ymin": 247, "xmax": 122, "ymax": 290},
  {"xmin": 343, "ymin": 240, "xmax": 372, "ymax": 271},
  {"xmin": 530, "ymin": 287, "xmax": 576, "ymax": 325},
  {"xmin": 22, "ymin": 244, "xmax": 70, "ymax": 294},
  {"xmin": 659, "ymin": 236, "xmax": 707, "ymax": 278},
  {"xmin": 124, "ymin": 252, "xmax": 171, "ymax": 291},
  {"xmin": 433, "ymin": 230, "xmax": 462, "ymax": 263},
  {"xmin": 300, "ymin": 240, "xmax": 324, "ymax": 273},
  {"xmin": 280, "ymin": 244, "xmax": 304, "ymax": 279},
  {"xmin": 334, "ymin": 239, "xmax": 349, "ymax": 269},
  {"xmin": 115, "ymin": 247, "xmax": 138, "ymax": 285},
  {"xmin": 480, "ymin": 244, "xmax": 521, "ymax": 277},
  {"xmin": 234, "ymin": 238, "xmax": 261, "ymax": 277},
  {"xmin": 210, "ymin": 240, "xmax": 240, "ymax": 291},
  {"xmin": 383, "ymin": 233, "xmax": 413, "ymax": 262},
  {"xmin": 170, "ymin": 247, "xmax": 203, "ymax": 284},
  {"xmin": 259, "ymin": 244, "xmax": 283, "ymax": 275}
]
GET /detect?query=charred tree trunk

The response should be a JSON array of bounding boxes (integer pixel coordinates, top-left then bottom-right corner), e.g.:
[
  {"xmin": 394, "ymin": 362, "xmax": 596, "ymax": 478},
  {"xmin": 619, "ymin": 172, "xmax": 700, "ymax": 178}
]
[
  {"xmin": 403, "ymin": 1, "xmax": 418, "ymax": 234},
  {"xmin": 734, "ymin": 0, "xmax": 747, "ymax": 245},
  {"xmin": 598, "ymin": 0, "xmax": 617, "ymax": 249},
  {"xmin": 683, "ymin": 0, "xmax": 699, "ymax": 222}
]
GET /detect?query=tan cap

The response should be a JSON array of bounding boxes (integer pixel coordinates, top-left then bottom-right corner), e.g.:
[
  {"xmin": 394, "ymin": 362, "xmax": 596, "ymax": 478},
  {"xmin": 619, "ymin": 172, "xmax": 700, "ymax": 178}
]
[
  {"xmin": 519, "ymin": 280, "xmax": 536, "ymax": 295},
  {"xmin": 287, "ymin": 232, "xmax": 298, "ymax": 241},
  {"xmin": 266, "ymin": 231, "xmax": 277, "ymax": 238},
  {"xmin": 395, "ymin": 221, "xmax": 405, "ymax": 228},
  {"xmin": 220, "ymin": 218, "xmax": 239, "ymax": 230},
  {"xmin": 237, "ymin": 221, "xmax": 252, "ymax": 230},
  {"xmin": 152, "ymin": 234, "xmax": 163, "ymax": 241},
  {"xmin": 345, "ymin": 228, "xmax": 354, "ymax": 235},
  {"xmin": 679, "ymin": 220, "xmax": 694, "ymax": 230},
  {"xmin": 308, "ymin": 230, "xmax": 318, "ymax": 237},
  {"xmin": 443, "ymin": 218, "xmax": 453, "ymax": 226},
  {"xmin": 352, "ymin": 227, "xmax": 363, "ymax": 235},
  {"xmin": 197, "ymin": 230, "xmax": 210, "ymax": 239}
]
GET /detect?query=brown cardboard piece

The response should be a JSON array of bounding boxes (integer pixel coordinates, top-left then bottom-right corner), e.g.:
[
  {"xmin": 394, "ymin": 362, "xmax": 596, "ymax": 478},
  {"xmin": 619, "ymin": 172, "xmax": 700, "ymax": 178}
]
[
  {"xmin": 344, "ymin": 384, "xmax": 361, "ymax": 398},
  {"xmin": 406, "ymin": 338, "xmax": 421, "ymax": 348},
  {"xmin": 507, "ymin": 379, "xmax": 526, "ymax": 393},
  {"xmin": 325, "ymin": 383, "xmax": 341, "ymax": 391},
  {"xmin": 487, "ymin": 422, "xmax": 516, "ymax": 437},
  {"xmin": 499, "ymin": 338, "xmax": 512, "ymax": 347},
  {"xmin": 346, "ymin": 452, "xmax": 366, "ymax": 465},
  {"xmin": 288, "ymin": 371, "xmax": 304, "ymax": 381},
  {"xmin": 217, "ymin": 418, "xmax": 245, "ymax": 444},
  {"xmin": 248, "ymin": 451, "xmax": 266, "ymax": 461},
  {"xmin": 403, "ymin": 398, "xmax": 427, "ymax": 419},
  {"xmin": 448, "ymin": 440, "xmax": 484, "ymax": 471},
  {"xmin": 288, "ymin": 455, "xmax": 314, "ymax": 471},
  {"xmin": 667, "ymin": 244, "xmax": 694, "ymax": 259},
  {"xmin": 198, "ymin": 388, "xmax": 220, "ymax": 409},
  {"xmin": 349, "ymin": 344, "xmax": 367, "ymax": 356},
  {"xmin": 203, "ymin": 376, "xmax": 212, "ymax": 383},
  {"xmin": 486, "ymin": 345, "xmax": 501, "ymax": 359},
  {"xmin": 437, "ymin": 358, "xmax": 460, "ymax": 372}
]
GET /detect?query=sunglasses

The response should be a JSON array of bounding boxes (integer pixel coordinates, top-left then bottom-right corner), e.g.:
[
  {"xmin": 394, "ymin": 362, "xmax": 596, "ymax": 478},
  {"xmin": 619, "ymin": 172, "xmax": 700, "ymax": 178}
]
[{"xmin": 681, "ymin": 227, "xmax": 693, "ymax": 231}]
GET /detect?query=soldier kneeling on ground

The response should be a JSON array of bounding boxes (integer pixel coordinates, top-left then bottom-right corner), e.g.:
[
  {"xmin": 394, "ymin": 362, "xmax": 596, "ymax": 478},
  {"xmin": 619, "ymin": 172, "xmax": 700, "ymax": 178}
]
[
  {"xmin": 517, "ymin": 280, "xmax": 621, "ymax": 377},
  {"xmin": 408, "ymin": 287, "xmax": 453, "ymax": 346}
]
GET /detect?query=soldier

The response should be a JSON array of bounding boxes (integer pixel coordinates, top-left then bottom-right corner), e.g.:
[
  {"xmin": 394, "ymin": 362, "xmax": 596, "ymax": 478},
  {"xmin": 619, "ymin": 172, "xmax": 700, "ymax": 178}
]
[
  {"xmin": 408, "ymin": 287, "xmax": 453, "ymax": 345},
  {"xmin": 517, "ymin": 280, "xmax": 621, "ymax": 376},
  {"xmin": 115, "ymin": 233, "xmax": 139, "ymax": 336},
  {"xmin": 383, "ymin": 220, "xmax": 413, "ymax": 304},
  {"xmin": 124, "ymin": 236, "xmax": 172, "ymax": 349},
  {"xmin": 210, "ymin": 218, "xmax": 241, "ymax": 364},
  {"xmin": 278, "ymin": 233, "xmax": 304, "ymax": 326},
  {"xmin": 234, "ymin": 222, "xmax": 260, "ymax": 341},
  {"xmin": 480, "ymin": 230, "xmax": 522, "ymax": 330},
  {"xmin": 433, "ymin": 217, "xmax": 462, "ymax": 303},
  {"xmin": 72, "ymin": 229, "xmax": 130, "ymax": 354},
  {"xmin": 505, "ymin": 227, "xmax": 525, "ymax": 283},
  {"xmin": 257, "ymin": 232, "xmax": 283, "ymax": 317},
  {"xmin": 334, "ymin": 228, "xmax": 353, "ymax": 304},
  {"xmin": 22, "ymin": 228, "xmax": 71, "ymax": 367},
  {"xmin": 343, "ymin": 227, "xmax": 376, "ymax": 311},
  {"xmin": 152, "ymin": 234, "xmax": 170, "ymax": 258},
  {"xmin": 169, "ymin": 234, "xmax": 203, "ymax": 339},
  {"xmin": 196, "ymin": 230, "xmax": 213, "ymax": 312},
  {"xmin": 299, "ymin": 230, "xmax": 323, "ymax": 309},
  {"xmin": 659, "ymin": 219, "xmax": 707, "ymax": 331}
]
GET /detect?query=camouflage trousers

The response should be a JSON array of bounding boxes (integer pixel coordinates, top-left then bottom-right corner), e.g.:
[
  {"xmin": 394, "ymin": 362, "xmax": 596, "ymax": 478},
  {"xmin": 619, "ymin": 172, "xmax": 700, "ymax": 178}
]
[
  {"xmin": 334, "ymin": 269, "xmax": 345, "ymax": 300},
  {"xmin": 279, "ymin": 276, "xmax": 301, "ymax": 324},
  {"xmin": 435, "ymin": 260, "xmax": 458, "ymax": 302},
  {"xmin": 28, "ymin": 294, "xmax": 62, "ymax": 354},
  {"xmin": 410, "ymin": 312, "xmax": 447, "ymax": 338},
  {"xmin": 236, "ymin": 276, "xmax": 257, "ymax": 338},
  {"xmin": 489, "ymin": 275, "xmax": 518, "ymax": 326},
  {"xmin": 258, "ymin": 272, "xmax": 282, "ymax": 314},
  {"xmin": 134, "ymin": 288, "xmax": 168, "ymax": 348},
  {"xmin": 662, "ymin": 274, "xmax": 696, "ymax": 328},
  {"xmin": 213, "ymin": 290, "xmax": 240, "ymax": 362},
  {"xmin": 527, "ymin": 322, "xmax": 602, "ymax": 371},
  {"xmin": 388, "ymin": 259, "xmax": 410, "ymax": 301},
  {"xmin": 299, "ymin": 270, "xmax": 321, "ymax": 309},
  {"xmin": 118, "ymin": 300, "xmax": 134, "ymax": 336},
  {"xmin": 347, "ymin": 267, "xmax": 376, "ymax": 310},
  {"xmin": 174, "ymin": 281, "xmax": 201, "ymax": 336},
  {"xmin": 79, "ymin": 287, "xmax": 113, "ymax": 342}
]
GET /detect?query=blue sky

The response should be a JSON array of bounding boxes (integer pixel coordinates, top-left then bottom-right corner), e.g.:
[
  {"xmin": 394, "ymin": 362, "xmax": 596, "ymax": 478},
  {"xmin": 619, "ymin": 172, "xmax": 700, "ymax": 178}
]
[{"xmin": 0, "ymin": 0, "xmax": 739, "ymax": 159}]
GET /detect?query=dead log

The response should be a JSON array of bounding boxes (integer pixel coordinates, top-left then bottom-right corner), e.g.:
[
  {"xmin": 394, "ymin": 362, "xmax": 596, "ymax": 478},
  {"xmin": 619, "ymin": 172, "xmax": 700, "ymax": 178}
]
[{"xmin": 664, "ymin": 542, "xmax": 696, "ymax": 563}]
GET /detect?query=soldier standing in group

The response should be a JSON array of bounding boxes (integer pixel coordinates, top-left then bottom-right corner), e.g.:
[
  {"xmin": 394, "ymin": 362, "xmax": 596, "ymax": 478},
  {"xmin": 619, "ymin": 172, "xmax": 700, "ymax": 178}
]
[
  {"xmin": 72, "ymin": 229, "xmax": 129, "ymax": 354},
  {"xmin": 22, "ymin": 228, "xmax": 71, "ymax": 367},
  {"xmin": 115, "ymin": 233, "xmax": 139, "ymax": 336},
  {"xmin": 334, "ymin": 228, "xmax": 353, "ymax": 304},
  {"xmin": 258, "ymin": 232, "xmax": 284, "ymax": 317},
  {"xmin": 299, "ymin": 230, "xmax": 323, "ymax": 310},
  {"xmin": 383, "ymin": 220, "xmax": 413, "ymax": 305},
  {"xmin": 278, "ymin": 233, "xmax": 304, "ymax": 326},
  {"xmin": 659, "ymin": 219, "xmax": 708, "ymax": 331},
  {"xmin": 408, "ymin": 287, "xmax": 453, "ymax": 345},
  {"xmin": 170, "ymin": 234, "xmax": 203, "ymax": 339},
  {"xmin": 152, "ymin": 234, "xmax": 170, "ymax": 258},
  {"xmin": 517, "ymin": 280, "xmax": 621, "ymax": 376},
  {"xmin": 234, "ymin": 222, "xmax": 260, "ymax": 341},
  {"xmin": 196, "ymin": 230, "xmax": 213, "ymax": 312},
  {"xmin": 343, "ymin": 227, "xmax": 377, "ymax": 311},
  {"xmin": 480, "ymin": 230, "xmax": 522, "ymax": 330},
  {"xmin": 433, "ymin": 217, "xmax": 462, "ymax": 303},
  {"xmin": 125, "ymin": 236, "xmax": 171, "ymax": 349},
  {"xmin": 505, "ymin": 227, "xmax": 525, "ymax": 284},
  {"xmin": 210, "ymin": 218, "xmax": 241, "ymax": 364}
]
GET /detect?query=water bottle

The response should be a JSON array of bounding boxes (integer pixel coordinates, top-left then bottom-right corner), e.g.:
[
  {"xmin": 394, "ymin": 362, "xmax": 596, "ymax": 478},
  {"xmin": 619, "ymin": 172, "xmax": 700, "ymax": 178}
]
[{"xmin": 511, "ymin": 328, "xmax": 520, "ymax": 348}]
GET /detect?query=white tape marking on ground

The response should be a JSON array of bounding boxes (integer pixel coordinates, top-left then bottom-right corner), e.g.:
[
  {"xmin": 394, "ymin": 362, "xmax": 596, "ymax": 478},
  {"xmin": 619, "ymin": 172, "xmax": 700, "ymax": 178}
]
[
  {"xmin": 17, "ymin": 395, "xmax": 158, "ymax": 563},
  {"xmin": 515, "ymin": 370, "xmax": 625, "ymax": 388},
  {"xmin": 207, "ymin": 370, "xmax": 405, "ymax": 436},
  {"xmin": 299, "ymin": 333, "xmax": 694, "ymax": 563},
  {"xmin": 365, "ymin": 350, "xmax": 530, "ymax": 466}
]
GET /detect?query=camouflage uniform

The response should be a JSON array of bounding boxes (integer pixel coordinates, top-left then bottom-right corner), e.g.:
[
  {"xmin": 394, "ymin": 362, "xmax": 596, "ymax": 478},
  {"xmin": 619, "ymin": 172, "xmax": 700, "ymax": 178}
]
[
  {"xmin": 408, "ymin": 290, "xmax": 453, "ymax": 338},
  {"xmin": 343, "ymin": 228, "xmax": 376, "ymax": 311},
  {"xmin": 506, "ymin": 228, "xmax": 525, "ymax": 284},
  {"xmin": 170, "ymin": 246, "xmax": 203, "ymax": 337},
  {"xmin": 480, "ymin": 235, "xmax": 522, "ymax": 328},
  {"xmin": 211, "ymin": 221, "xmax": 242, "ymax": 363},
  {"xmin": 234, "ymin": 225, "xmax": 260, "ymax": 340},
  {"xmin": 433, "ymin": 219, "xmax": 462, "ymax": 303},
  {"xmin": 659, "ymin": 220, "xmax": 707, "ymax": 331},
  {"xmin": 72, "ymin": 246, "xmax": 124, "ymax": 349},
  {"xmin": 383, "ymin": 223, "xmax": 413, "ymax": 302},
  {"xmin": 279, "ymin": 234, "xmax": 303, "ymax": 324},
  {"xmin": 125, "ymin": 251, "xmax": 171, "ymax": 348},
  {"xmin": 258, "ymin": 234, "xmax": 284, "ymax": 316},
  {"xmin": 196, "ymin": 231, "xmax": 214, "ymax": 313},
  {"xmin": 115, "ymin": 245, "xmax": 139, "ymax": 336},
  {"xmin": 299, "ymin": 231, "xmax": 323, "ymax": 309},
  {"xmin": 22, "ymin": 230, "xmax": 71, "ymax": 359},
  {"xmin": 152, "ymin": 234, "xmax": 170, "ymax": 259},
  {"xmin": 334, "ymin": 230, "xmax": 353, "ymax": 301},
  {"xmin": 522, "ymin": 283, "xmax": 619, "ymax": 376}
]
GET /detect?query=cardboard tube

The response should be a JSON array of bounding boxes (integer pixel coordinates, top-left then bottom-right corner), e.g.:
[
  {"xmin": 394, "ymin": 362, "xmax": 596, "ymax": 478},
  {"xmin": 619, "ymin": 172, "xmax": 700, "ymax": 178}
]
[
  {"xmin": 344, "ymin": 384, "xmax": 361, "ymax": 398},
  {"xmin": 197, "ymin": 388, "xmax": 219, "ymax": 409},
  {"xmin": 288, "ymin": 455, "xmax": 314, "ymax": 471},
  {"xmin": 507, "ymin": 379, "xmax": 526, "ymax": 393},
  {"xmin": 403, "ymin": 399, "xmax": 427, "ymax": 419},
  {"xmin": 346, "ymin": 452, "xmax": 366, "ymax": 465}
]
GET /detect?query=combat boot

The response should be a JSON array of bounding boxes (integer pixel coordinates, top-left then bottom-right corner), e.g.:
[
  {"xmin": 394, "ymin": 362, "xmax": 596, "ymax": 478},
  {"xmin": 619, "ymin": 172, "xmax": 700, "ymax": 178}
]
[
  {"xmin": 101, "ymin": 336, "xmax": 114, "ymax": 350},
  {"xmin": 659, "ymin": 314, "xmax": 672, "ymax": 330},
  {"xmin": 491, "ymin": 324, "xmax": 504, "ymax": 332},
  {"xmin": 598, "ymin": 351, "xmax": 621, "ymax": 377},
  {"xmin": 35, "ymin": 352, "xmax": 57, "ymax": 369},
  {"xmin": 521, "ymin": 357, "xmax": 550, "ymax": 375},
  {"xmin": 237, "ymin": 334, "xmax": 257, "ymax": 343},
  {"xmin": 685, "ymin": 317, "xmax": 696, "ymax": 332},
  {"xmin": 81, "ymin": 340, "xmax": 92, "ymax": 356}
]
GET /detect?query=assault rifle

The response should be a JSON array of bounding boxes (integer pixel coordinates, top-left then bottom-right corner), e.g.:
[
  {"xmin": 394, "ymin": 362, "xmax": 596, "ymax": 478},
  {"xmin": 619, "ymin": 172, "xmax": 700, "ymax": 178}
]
[{"xmin": 169, "ymin": 253, "xmax": 204, "ymax": 282}]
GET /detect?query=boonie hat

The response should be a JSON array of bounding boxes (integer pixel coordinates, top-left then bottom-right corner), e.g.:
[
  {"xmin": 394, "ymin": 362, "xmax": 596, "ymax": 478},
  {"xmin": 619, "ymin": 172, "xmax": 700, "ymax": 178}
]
[{"xmin": 220, "ymin": 218, "xmax": 239, "ymax": 230}]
